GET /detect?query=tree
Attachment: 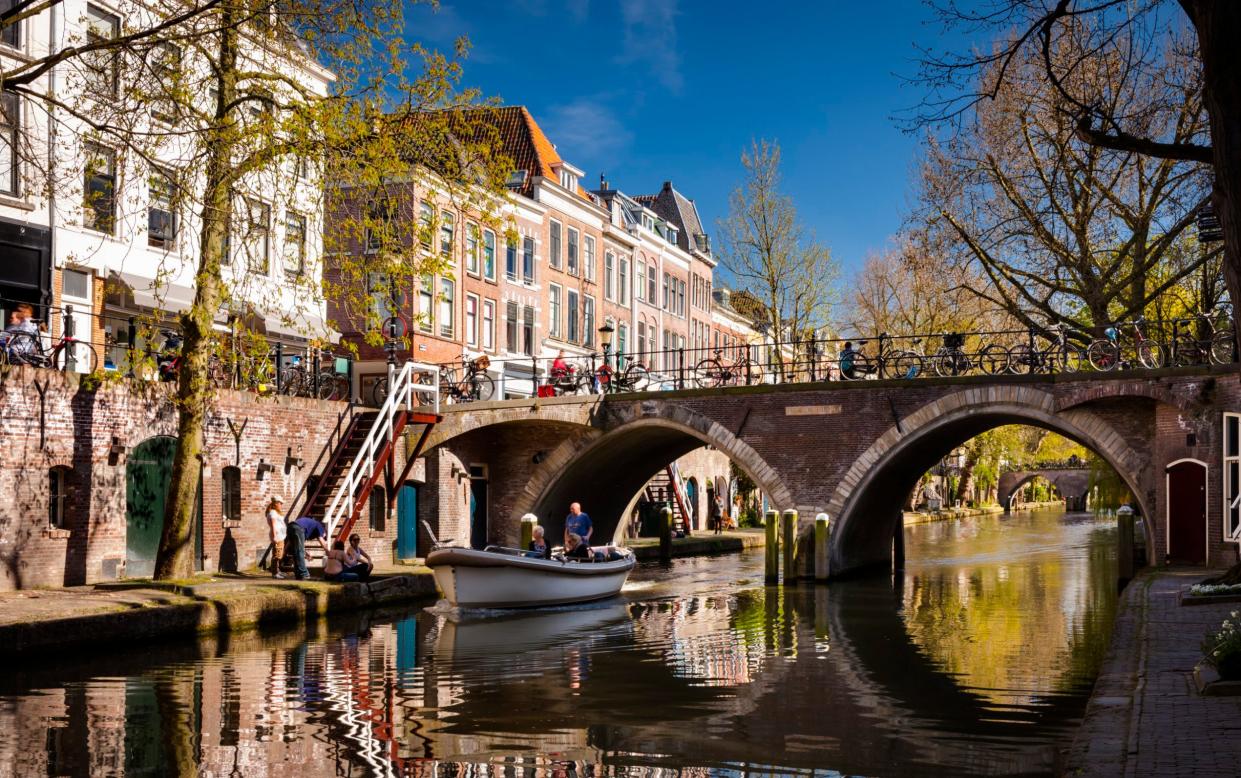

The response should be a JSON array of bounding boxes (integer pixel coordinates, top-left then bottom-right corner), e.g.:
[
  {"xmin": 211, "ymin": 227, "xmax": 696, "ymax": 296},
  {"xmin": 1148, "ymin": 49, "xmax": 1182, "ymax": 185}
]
[
  {"xmin": 917, "ymin": 26, "xmax": 1214, "ymax": 333},
  {"xmin": 4, "ymin": 0, "xmax": 509, "ymax": 579},
  {"xmin": 717, "ymin": 139, "xmax": 838, "ymax": 367},
  {"xmin": 915, "ymin": 0, "xmax": 1240, "ymax": 342}
]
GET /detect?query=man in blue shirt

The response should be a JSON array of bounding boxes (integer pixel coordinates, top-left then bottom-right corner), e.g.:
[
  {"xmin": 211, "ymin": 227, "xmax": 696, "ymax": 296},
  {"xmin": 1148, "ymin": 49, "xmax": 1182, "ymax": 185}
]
[
  {"xmin": 286, "ymin": 516, "xmax": 329, "ymax": 580},
  {"xmin": 564, "ymin": 502, "xmax": 592, "ymax": 548}
]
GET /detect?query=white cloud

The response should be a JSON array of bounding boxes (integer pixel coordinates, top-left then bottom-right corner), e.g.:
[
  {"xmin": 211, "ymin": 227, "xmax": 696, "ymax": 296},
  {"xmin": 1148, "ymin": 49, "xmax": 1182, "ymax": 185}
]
[
  {"xmin": 544, "ymin": 98, "xmax": 635, "ymax": 164},
  {"xmin": 615, "ymin": 0, "xmax": 682, "ymax": 93}
]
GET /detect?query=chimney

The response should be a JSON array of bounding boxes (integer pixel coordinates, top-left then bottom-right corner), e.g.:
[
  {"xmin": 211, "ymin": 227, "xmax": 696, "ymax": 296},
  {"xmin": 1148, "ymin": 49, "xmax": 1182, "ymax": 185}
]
[{"xmin": 600, "ymin": 172, "xmax": 609, "ymax": 190}]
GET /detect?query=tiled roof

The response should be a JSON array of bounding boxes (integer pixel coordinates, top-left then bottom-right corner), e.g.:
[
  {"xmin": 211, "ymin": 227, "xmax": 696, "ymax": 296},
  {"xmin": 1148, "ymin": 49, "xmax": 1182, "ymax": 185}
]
[
  {"xmin": 633, "ymin": 182, "xmax": 709, "ymax": 255},
  {"xmin": 464, "ymin": 106, "xmax": 592, "ymax": 202}
]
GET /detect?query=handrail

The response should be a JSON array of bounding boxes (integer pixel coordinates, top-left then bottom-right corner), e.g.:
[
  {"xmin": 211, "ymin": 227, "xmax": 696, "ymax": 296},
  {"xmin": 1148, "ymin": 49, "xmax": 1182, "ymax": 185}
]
[
  {"xmin": 282, "ymin": 402, "xmax": 359, "ymax": 523},
  {"xmin": 322, "ymin": 361, "xmax": 440, "ymax": 542},
  {"xmin": 667, "ymin": 462, "xmax": 692, "ymax": 532}
]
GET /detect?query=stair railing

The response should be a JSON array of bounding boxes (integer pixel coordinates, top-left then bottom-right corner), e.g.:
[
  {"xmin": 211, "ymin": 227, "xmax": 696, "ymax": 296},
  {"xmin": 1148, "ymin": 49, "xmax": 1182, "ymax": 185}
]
[
  {"xmin": 322, "ymin": 360, "xmax": 440, "ymax": 542},
  {"xmin": 667, "ymin": 462, "xmax": 692, "ymax": 532}
]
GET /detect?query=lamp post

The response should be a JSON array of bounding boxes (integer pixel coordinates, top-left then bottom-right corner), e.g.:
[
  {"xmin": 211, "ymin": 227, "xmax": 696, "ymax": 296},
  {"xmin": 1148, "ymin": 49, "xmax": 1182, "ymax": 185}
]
[{"xmin": 599, "ymin": 321, "xmax": 615, "ymax": 393}]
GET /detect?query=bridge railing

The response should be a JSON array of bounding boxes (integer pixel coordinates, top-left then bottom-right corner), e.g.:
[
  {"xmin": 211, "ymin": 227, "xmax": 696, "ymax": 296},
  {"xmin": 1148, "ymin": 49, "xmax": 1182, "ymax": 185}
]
[{"xmin": 414, "ymin": 316, "xmax": 1235, "ymax": 401}]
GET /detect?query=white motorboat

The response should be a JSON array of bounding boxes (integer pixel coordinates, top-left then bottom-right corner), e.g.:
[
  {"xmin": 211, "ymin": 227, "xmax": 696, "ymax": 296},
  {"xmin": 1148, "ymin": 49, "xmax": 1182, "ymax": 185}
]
[{"xmin": 425, "ymin": 545, "xmax": 635, "ymax": 608}]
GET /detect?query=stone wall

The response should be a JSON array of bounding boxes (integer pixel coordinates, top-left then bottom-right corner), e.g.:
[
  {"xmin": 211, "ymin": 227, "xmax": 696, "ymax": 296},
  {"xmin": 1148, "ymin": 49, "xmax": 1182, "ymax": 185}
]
[{"xmin": 0, "ymin": 365, "xmax": 393, "ymax": 590}]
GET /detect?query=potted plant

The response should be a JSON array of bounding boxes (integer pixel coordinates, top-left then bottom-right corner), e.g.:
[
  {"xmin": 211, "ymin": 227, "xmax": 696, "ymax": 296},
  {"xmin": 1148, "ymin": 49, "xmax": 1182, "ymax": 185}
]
[{"xmin": 1202, "ymin": 611, "xmax": 1241, "ymax": 680}]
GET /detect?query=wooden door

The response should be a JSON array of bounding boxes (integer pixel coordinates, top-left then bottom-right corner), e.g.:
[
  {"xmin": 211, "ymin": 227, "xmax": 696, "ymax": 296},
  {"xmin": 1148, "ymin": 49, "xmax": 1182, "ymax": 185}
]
[{"xmin": 1167, "ymin": 460, "xmax": 1207, "ymax": 565}]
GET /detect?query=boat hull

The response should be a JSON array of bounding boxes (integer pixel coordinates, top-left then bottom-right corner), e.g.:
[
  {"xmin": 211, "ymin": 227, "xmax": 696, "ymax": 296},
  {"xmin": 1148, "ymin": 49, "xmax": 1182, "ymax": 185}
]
[{"xmin": 426, "ymin": 547, "xmax": 634, "ymax": 608}]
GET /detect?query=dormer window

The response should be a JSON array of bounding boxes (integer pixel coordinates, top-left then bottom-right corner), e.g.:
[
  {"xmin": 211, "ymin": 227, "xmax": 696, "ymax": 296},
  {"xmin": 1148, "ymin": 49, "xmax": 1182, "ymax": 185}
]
[
  {"xmin": 668, "ymin": 227, "xmax": 678, "ymax": 244},
  {"xmin": 559, "ymin": 170, "xmax": 577, "ymax": 191}
]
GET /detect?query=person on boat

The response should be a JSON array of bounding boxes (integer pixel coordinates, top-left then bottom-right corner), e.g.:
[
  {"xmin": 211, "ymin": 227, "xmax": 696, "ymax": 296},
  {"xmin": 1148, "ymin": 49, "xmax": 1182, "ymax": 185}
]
[
  {"xmin": 564, "ymin": 502, "xmax": 592, "ymax": 547},
  {"xmin": 345, "ymin": 534, "xmax": 373, "ymax": 581},
  {"xmin": 528, "ymin": 525, "xmax": 551, "ymax": 559},
  {"xmin": 285, "ymin": 516, "xmax": 329, "ymax": 581},
  {"xmin": 323, "ymin": 541, "xmax": 359, "ymax": 582},
  {"xmin": 565, "ymin": 533, "xmax": 592, "ymax": 560}
]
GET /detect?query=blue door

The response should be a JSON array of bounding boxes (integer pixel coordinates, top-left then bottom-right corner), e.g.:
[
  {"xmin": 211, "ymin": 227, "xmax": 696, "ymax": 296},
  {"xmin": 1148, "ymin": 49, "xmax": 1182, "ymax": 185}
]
[{"xmin": 397, "ymin": 483, "xmax": 418, "ymax": 560}]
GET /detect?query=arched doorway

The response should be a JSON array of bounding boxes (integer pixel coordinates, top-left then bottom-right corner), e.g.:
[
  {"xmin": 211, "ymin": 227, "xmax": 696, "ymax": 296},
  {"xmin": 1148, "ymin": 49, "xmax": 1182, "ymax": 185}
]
[
  {"xmin": 1166, "ymin": 459, "xmax": 1207, "ymax": 565},
  {"xmin": 685, "ymin": 477, "xmax": 698, "ymax": 530},
  {"xmin": 125, "ymin": 436, "xmax": 178, "ymax": 578}
]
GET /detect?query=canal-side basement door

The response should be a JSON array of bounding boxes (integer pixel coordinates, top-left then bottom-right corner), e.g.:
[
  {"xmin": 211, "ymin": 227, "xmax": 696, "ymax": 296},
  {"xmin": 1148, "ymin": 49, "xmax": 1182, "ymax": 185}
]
[
  {"xmin": 469, "ymin": 465, "xmax": 488, "ymax": 550},
  {"xmin": 125, "ymin": 436, "xmax": 178, "ymax": 578},
  {"xmin": 397, "ymin": 483, "xmax": 418, "ymax": 560},
  {"xmin": 1167, "ymin": 459, "xmax": 1207, "ymax": 565}
]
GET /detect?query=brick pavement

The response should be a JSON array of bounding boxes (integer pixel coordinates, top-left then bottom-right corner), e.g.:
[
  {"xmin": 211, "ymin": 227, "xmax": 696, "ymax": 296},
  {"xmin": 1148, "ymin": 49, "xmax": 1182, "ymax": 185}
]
[{"xmin": 1066, "ymin": 569, "xmax": 1241, "ymax": 777}]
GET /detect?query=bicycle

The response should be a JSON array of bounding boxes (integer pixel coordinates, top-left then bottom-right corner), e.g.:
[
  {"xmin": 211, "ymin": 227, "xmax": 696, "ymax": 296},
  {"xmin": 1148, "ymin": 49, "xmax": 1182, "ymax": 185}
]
[
  {"xmin": 838, "ymin": 334, "xmax": 925, "ymax": 380},
  {"xmin": 1087, "ymin": 317, "xmax": 1164, "ymax": 371},
  {"xmin": 372, "ymin": 354, "xmax": 494, "ymax": 406},
  {"xmin": 932, "ymin": 333, "xmax": 1009, "ymax": 377},
  {"xmin": 1006, "ymin": 324, "xmax": 1084, "ymax": 374},
  {"xmin": 0, "ymin": 320, "xmax": 98, "ymax": 373},
  {"xmin": 693, "ymin": 347, "xmax": 764, "ymax": 388},
  {"xmin": 596, "ymin": 359, "xmax": 650, "ymax": 393},
  {"xmin": 1171, "ymin": 305, "xmax": 1235, "ymax": 366}
]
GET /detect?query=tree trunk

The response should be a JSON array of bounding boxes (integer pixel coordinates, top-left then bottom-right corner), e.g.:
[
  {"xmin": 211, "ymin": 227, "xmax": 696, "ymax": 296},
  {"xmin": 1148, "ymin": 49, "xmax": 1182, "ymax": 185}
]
[
  {"xmin": 154, "ymin": 14, "xmax": 238, "ymax": 580},
  {"xmin": 1182, "ymin": 1, "xmax": 1241, "ymax": 340}
]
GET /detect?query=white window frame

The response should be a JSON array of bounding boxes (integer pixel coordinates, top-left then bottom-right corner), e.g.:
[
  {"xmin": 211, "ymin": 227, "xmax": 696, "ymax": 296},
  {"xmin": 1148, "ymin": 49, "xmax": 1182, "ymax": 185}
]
[
  {"xmin": 549, "ymin": 220, "xmax": 562, "ymax": 269},
  {"xmin": 549, "ymin": 283, "xmax": 562, "ymax": 339},
  {"xmin": 482, "ymin": 299, "xmax": 495, "ymax": 351},
  {"xmin": 584, "ymin": 235, "xmax": 596, "ymax": 282},
  {"xmin": 1226, "ymin": 413, "xmax": 1240, "ymax": 543},
  {"xmin": 604, "ymin": 251, "xmax": 615, "ymax": 301},
  {"xmin": 465, "ymin": 293, "xmax": 479, "ymax": 347}
]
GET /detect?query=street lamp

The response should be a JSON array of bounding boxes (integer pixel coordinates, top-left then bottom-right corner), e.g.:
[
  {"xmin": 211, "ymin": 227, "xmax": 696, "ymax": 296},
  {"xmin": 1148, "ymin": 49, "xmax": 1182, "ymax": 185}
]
[{"xmin": 599, "ymin": 321, "xmax": 616, "ymax": 390}]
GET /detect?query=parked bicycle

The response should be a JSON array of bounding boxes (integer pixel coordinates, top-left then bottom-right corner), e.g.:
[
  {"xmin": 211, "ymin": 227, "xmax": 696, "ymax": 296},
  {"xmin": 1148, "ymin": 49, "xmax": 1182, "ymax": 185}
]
[
  {"xmin": 597, "ymin": 359, "xmax": 650, "ymax": 393},
  {"xmin": 1087, "ymin": 317, "xmax": 1164, "ymax": 371},
  {"xmin": 1006, "ymin": 324, "xmax": 1084, "ymax": 374},
  {"xmin": 0, "ymin": 320, "xmax": 98, "ymax": 373},
  {"xmin": 838, "ymin": 334, "xmax": 925, "ymax": 380},
  {"xmin": 372, "ymin": 353, "xmax": 494, "ymax": 406},
  {"xmin": 932, "ymin": 333, "xmax": 1009, "ymax": 377},
  {"xmin": 694, "ymin": 347, "xmax": 765, "ymax": 387},
  {"xmin": 278, "ymin": 350, "xmax": 348, "ymax": 400},
  {"xmin": 1171, "ymin": 304, "xmax": 1235, "ymax": 367}
]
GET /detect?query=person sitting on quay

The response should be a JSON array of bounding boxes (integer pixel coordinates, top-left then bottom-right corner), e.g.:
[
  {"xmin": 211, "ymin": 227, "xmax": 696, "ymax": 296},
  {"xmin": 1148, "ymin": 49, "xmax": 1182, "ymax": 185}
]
[
  {"xmin": 345, "ymin": 534, "xmax": 373, "ymax": 581},
  {"xmin": 267, "ymin": 497, "xmax": 287, "ymax": 579},
  {"xmin": 564, "ymin": 502, "xmax": 592, "ymax": 548},
  {"xmin": 528, "ymin": 525, "xmax": 550, "ymax": 559},
  {"xmin": 323, "ymin": 541, "xmax": 359, "ymax": 582},
  {"xmin": 285, "ymin": 515, "xmax": 329, "ymax": 581}
]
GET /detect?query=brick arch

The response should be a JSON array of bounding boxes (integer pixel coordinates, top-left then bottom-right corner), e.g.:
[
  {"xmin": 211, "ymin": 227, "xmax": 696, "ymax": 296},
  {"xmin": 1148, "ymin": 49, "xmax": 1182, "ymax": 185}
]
[
  {"xmin": 827, "ymin": 386, "xmax": 1153, "ymax": 576},
  {"xmin": 515, "ymin": 407, "xmax": 794, "ymax": 544},
  {"xmin": 997, "ymin": 470, "xmax": 1092, "ymax": 510},
  {"xmin": 422, "ymin": 399, "xmax": 602, "ymax": 452},
  {"xmin": 1053, "ymin": 380, "xmax": 1191, "ymax": 413}
]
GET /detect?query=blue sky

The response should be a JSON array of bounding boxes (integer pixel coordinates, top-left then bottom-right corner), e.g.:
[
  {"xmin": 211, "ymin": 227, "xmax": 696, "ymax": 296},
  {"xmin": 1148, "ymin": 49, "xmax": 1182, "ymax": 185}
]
[{"xmin": 408, "ymin": 0, "xmax": 966, "ymax": 278}]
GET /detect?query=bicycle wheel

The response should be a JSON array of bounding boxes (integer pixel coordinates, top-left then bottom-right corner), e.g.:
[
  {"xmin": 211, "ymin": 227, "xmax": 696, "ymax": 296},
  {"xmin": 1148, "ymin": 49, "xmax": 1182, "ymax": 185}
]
[
  {"xmin": 693, "ymin": 358, "xmax": 725, "ymax": 388},
  {"xmin": 0, "ymin": 333, "xmax": 41, "ymax": 368},
  {"xmin": 371, "ymin": 376, "xmax": 389, "ymax": 406},
  {"xmin": 469, "ymin": 372, "xmax": 496, "ymax": 402},
  {"xmin": 54, "ymin": 341, "xmax": 98, "ymax": 374},
  {"xmin": 621, "ymin": 363, "xmax": 649, "ymax": 392},
  {"xmin": 933, "ymin": 349, "xmax": 964, "ymax": 377},
  {"xmin": 317, "ymin": 372, "xmax": 347, "ymax": 401},
  {"xmin": 278, "ymin": 367, "xmax": 304, "ymax": 395},
  {"xmin": 978, "ymin": 344, "xmax": 1010, "ymax": 375},
  {"xmin": 1210, "ymin": 330, "xmax": 1236, "ymax": 365},
  {"xmin": 1137, "ymin": 340, "xmax": 1165, "ymax": 369},
  {"xmin": 881, "ymin": 350, "xmax": 923, "ymax": 380},
  {"xmin": 738, "ymin": 359, "xmax": 764, "ymax": 385},
  {"xmin": 1087, "ymin": 340, "xmax": 1119, "ymax": 371},
  {"xmin": 1006, "ymin": 344, "xmax": 1035, "ymax": 374}
]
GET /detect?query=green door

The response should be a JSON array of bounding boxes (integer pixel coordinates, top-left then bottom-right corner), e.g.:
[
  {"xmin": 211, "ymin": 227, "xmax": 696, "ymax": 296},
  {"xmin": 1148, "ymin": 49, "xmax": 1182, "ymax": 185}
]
[{"xmin": 126, "ymin": 436, "xmax": 178, "ymax": 578}]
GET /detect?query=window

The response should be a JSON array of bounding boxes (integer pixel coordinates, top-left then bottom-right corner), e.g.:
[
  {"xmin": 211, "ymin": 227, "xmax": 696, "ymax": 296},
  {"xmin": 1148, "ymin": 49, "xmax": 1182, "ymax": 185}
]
[
  {"xmin": 567, "ymin": 290, "xmax": 579, "ymax": 343},
  {"xmin": 549, "ymin": 284, "xmax": 562, "ymax": 338},
  {"xmin": 482, "ymin": 299, "xmax": 495, "ymax": 351},
  {"xmin": 483, "ymin": 229, "xmax": 496, "ymax": 280},
  {"xmin": 617, "ymin": 324, "xmax": 627, "ymax": 363},
  {"xmin": 662, "ymin": 273, "xmax": 670, "ymax": 310},
  {"xmin": 418, "ymin": 201, "xmax": 434, "ymax": 246},
  {"xmin": 222, "ymin": 466, "xmax": 242, "ymax": 522},
  {"xmin": 648, "ymin": 324, "xmax": 655, "ymax": 359},
  {"xmin": 549, "ymin": 221, "xmax": 562, "ymax": 269},
  {"xmin": 648, "ymin": 263, "xmax": 656, "ymax": 302},
  {"xmin": 637, "ymin": 321, "xmax": 646, "ymax": 359},
  {"xmin": 440, "ymin": 211, "xmax": 455, "ymax": 258},
  {"xmin": 505, "ymin": 238, "xmax": 518, "ymax": 280},
  {"xmin": 522, "ymin": 306, "xmax": 535, "ymax": 355},
  {"xmin": 439, "ymin": 278, "xmax": 454, "ymax": 337},
  {"xmin": 604, "ymin": 252, "xmax": 615, "ymax": 301},
  {"xmin": 244, "ymin": 198, "xmax": 271, "ymax": 273},
  {"xmin": 369, "ymin": 486, "xmax": 386, "ymax": 532},
  {"xmin": 567, "ymin": 228, "xmax": 579, "ymax": 275},
  {"xmin": 505, "ymin": 301, "xmax": 519, "ymax": 352},
  {"xmin": 583, "ymin": 296, "xmax": 595, "ymax": 348},
  {"xmin": 364, "ymin": 199, "xmax": 390, "ymax": 253},
  {"xmin": 418, "ymin": 275, "xmax": 433, "ymax": 333},
  {"xmin": 146, "ymin": 168, "xmax": 178, "ymax": 249},
  {"xmin": 465, "ymin": 222, "xmax": 479, "ymax": 274},
  {"xmin": 636, "ymin": 261, "xmax": 645, "ymax": 302},
  {"xmin": 583, "ymin": 236, "xmax": 595, "ymax": 282},
  {"xmin": 678, "ymin": 279, "xmax": 686, "ymax": 316},
  {"xmin": 1, "ymin": 91, "xmax": 18, "ymax": 196},
  {"xmin": 465, "ymin": 294, "xmax": 478, "ymax": 346},
  {"xmin": 150, "ymin": 42, "xmax": 181, "ymax": 123},
  {"xmin": 49, "ymin": 467, "xmax": 70, "ymax": 529},
  {"xmin": 559, "ymin": 169, "xmax": 577, "ymax": 191},
  {"xmin": 85, "ymin": 5, "xmax": 120, "ymax": 98},
  {"xmin": 618, "ymin": 257, "xmax": 629, "ymax": 306},
  {"xmin": 1227, "ymin": 413, "xmax": 1240, "ymax": 543},
  {"xmin": 522, "ymin": 237, "xmax": 535, "ymax": 283},
  {"xmin": 83, "ymin": 143, "xmax": 116, "ymax": 233},
  {"xmin": 283, "ymin": 212, "xmax": 306, "ymax": 277},
  {"xmin": 369, "ymin": 272, "xmax": 395, "ymax": 321},
  {"xmin": 1, "ymin": 0, "xmax": 20, "ymax": 48}
]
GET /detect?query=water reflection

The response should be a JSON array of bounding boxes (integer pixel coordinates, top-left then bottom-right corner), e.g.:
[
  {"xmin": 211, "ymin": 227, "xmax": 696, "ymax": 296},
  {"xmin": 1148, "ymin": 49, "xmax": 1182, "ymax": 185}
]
[{"xmin": 0, "ymin": 509, "xmax": 1115, "ymax": 777}]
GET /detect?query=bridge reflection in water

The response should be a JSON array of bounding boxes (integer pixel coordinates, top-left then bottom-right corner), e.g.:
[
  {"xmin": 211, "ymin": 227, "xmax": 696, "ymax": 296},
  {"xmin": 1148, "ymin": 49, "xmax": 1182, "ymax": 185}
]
[{"xmin": 0, "ymin": 509, "xmax": 1115, "ymax": 777}]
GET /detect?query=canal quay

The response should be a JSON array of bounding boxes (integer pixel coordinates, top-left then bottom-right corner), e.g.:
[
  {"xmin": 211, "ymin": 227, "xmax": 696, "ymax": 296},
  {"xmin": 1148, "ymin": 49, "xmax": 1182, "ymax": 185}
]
[{"xmin": 1, "ymin": 507, "xmax": 1217, "ymax": 777}]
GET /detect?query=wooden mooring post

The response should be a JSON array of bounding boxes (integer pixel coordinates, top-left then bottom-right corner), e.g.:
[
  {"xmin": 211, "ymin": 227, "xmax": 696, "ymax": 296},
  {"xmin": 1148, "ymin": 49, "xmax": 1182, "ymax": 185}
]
[
  {"xmin": 660, "ymin": 506, "xmax": 673, "ymax": 562},
  {"xmin": 765, "ymin": 510, "xmax": 779, "ymax": 582},
  {"xmin": 782, "ymin": 510, "xmax": 798, "ymax": 584},
  {"xmin": 814, "ymin": 513, "xmax": 830, "ymax": 582}
]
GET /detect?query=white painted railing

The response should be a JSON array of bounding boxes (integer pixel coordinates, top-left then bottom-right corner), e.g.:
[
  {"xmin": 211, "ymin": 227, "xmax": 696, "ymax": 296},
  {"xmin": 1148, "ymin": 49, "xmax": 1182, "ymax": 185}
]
[{"xmin": 323, "ymin": 360, "xmax": 440, "ymax": 543}]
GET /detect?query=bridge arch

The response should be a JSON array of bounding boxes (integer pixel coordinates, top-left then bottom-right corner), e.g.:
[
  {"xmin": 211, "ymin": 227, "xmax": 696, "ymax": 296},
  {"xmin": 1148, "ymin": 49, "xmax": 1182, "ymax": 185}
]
[{"xmin": 827, "ymin": 386, "xmax": 1153, "ymax": 576}]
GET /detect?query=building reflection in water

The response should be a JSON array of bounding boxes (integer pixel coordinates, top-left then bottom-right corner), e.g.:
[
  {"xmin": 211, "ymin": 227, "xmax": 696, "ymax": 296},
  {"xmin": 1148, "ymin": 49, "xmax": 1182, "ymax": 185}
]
[{"xmin": 0, "ymin": 509, "xmax": 1116, "ymax": 777}]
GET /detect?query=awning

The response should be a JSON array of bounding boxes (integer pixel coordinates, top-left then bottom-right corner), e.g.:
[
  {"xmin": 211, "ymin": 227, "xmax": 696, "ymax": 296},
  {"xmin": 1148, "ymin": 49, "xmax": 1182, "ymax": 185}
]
[
  {"xmin": 104, "ymin": 271, "xmax": 197, "ymax": 313},
  {"xmin": 263, "ymin": 311, "xmax": 340, "ymax": 343}
]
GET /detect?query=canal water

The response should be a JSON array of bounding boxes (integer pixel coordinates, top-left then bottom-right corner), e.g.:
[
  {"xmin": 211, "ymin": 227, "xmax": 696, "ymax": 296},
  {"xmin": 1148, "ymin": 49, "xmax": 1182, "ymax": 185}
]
[{"xmin": 0, "ymin": 509, "xmax": 1117, "ymax": 777}]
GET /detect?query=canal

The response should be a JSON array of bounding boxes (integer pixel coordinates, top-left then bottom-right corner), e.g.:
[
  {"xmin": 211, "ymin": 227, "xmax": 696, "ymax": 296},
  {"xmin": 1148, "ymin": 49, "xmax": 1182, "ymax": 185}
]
[{"xmin": 0, "ymin": 508, "xmax": 1117, "ymax": 776}]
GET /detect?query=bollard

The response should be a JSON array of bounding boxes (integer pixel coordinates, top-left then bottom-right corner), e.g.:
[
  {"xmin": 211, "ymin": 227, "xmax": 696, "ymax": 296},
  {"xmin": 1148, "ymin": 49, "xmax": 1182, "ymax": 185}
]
[
  {"xmin": 814, "ymin": 513, "xmax": 830, "ymax": 582},
  {"xmin": 1117, "ymin": 505, "xmax": 1135, "ymax": 590},
  {"xmin": 781, "ymin": 510, "xmax": 798, "ymax": 583},
  {"xmin": 764, "ymin": 510, "xmax": 779, "ymax": 583},
  {"xmin": 660, "ymin": 507, "xmax": 674, "ymax": 561},
  {"xmin": 520, "ymin": 514, "xmax": 537, "ymax": 552}
]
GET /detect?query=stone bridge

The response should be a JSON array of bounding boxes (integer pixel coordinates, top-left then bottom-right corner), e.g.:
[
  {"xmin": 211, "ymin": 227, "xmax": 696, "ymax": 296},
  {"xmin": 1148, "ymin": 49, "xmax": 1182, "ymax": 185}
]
[
  {"xmin": 418, "ymin": 366, "xmax": 1238, "ymax": 576},
  {"xmin": 998, "ymin": 468, "xmax": 1093, "ymax": 512}
]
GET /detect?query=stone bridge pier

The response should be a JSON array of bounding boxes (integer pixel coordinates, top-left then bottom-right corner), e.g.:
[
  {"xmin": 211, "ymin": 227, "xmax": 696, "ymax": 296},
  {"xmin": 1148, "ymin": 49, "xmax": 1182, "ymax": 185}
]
[
  {"xmin": 417, "ymin": 367, "xmax": 1237, "ymax": 576},
  {"xmin": 998, "ymin": 469, "xmax": 1093, "ymax": 511}
]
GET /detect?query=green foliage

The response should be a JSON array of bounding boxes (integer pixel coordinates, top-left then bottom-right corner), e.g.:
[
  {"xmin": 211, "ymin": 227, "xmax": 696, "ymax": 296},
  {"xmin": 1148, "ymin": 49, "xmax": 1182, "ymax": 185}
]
[{"xmin": 1203, "ymin": 611, "xmax": 1241, "ymax": 680}]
